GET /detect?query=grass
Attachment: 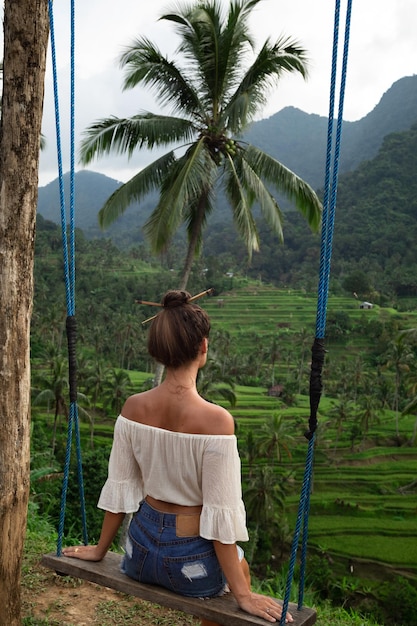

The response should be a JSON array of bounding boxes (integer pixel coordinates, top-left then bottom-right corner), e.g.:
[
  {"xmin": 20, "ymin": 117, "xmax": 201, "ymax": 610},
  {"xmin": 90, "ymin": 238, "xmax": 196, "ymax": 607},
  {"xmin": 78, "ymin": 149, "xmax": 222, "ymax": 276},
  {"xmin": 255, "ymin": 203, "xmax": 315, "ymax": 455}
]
[
  {"xmin": 314, "ymin": 601, "xmax": 383, "ymax": 626},
  {"xmin": 204, "ymin": 282, "xmax": 417, "ymax": 366},
  {"xmin": 23, "ymin": 503, "xmax": 197, "ymax": 625},
  {"xmin": 94, "ymin": 600, "xmax": 196, "ymax": 625}
]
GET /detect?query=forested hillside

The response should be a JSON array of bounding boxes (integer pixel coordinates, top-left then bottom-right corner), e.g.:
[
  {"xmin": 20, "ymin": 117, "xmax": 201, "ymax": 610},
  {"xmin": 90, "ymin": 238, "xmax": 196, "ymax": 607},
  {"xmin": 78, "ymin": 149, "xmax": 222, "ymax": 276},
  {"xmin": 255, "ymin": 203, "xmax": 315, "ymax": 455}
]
[
  {"xmin": 244, "ymin": 75, "xmax": 417, "ymax": 188},
  {"xmin": 37, "ymin": 74, "xmax": 417, "ymax": 249},
  {"xmin": 37, "ymin": 121, "xmax": 417, "ymax": 304},
  {"xmin": 205, "ymin": 122, "xmax": 417, "ymax": 301}
]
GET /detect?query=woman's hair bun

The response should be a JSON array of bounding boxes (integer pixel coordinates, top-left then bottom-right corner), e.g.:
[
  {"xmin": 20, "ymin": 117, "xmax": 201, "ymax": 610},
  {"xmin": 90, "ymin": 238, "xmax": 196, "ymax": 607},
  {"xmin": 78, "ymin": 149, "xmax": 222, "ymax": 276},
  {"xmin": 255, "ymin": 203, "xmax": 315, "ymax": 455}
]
[
  {"xmin": 162, "ymin": 290, "xmax": 191, "ymax": 309},
  {"xmin": 148, "ymin": 289, "xmax": 211, "ymax": 367}
]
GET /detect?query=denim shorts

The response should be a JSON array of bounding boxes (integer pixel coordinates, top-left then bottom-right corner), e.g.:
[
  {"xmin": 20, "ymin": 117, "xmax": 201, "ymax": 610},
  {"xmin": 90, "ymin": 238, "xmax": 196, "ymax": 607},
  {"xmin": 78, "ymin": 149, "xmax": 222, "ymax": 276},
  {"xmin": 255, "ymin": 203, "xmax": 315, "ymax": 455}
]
[{"xmin": 121, "ymin": 499, "xmax": 226, "ymax": 598}]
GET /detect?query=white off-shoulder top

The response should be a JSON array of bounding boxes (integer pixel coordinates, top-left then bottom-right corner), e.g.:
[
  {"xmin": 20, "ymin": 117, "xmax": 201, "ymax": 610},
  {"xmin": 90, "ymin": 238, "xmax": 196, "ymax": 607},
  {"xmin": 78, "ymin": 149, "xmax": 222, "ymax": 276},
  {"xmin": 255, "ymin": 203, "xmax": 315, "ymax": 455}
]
[{"xmin": 98, "ymin": 415, "xmax": 249, "ymax": 544}]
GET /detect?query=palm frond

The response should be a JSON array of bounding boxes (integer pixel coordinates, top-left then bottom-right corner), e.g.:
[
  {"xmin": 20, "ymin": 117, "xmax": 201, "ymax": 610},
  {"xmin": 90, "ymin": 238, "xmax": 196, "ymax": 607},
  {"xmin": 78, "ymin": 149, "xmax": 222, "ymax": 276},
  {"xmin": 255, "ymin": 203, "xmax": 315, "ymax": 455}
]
[
  {"xmin": 98, "ymin": 151, "xmax": 177, "ymax": 229},
  {"xmin": 33, "ymin": 389, "xmax": 55, "ymax": 405},
  {"xmin": 402, "ymin": 396, "xmax": 417, "ymax": 416},
  {"xmin": 215, "ymin": 0, "xmax": 261, "ymax": 105},
  {"xmin": 185, "ymin": 187, "xmax": 216, "ymax": 256},
  {"xmin": 162, "ymin": 1, "xmax": 255, "ymax": 117},
  {"xmin": 223, "ymin": 36, "xmax": 308, "ymax": 131},
  {"xmin": 239, "ymin": 153, "xmax": 284, "ymax": 240},
  {"xmin": 144, "ymin": 140, "xmax": 217, "ymax": 252},
  {"xmin": 119, "ymin": 37, "xmax": 203, "ymax": 119},
  {"xmin": 79, "ymin": 114, "xmax": 194, "ymax": 164},
  {"xmin": 163, "ymin": 2, "xmax": 225, "ymax": 113},
  {"xmin": 244, "ymin": 145, "xmax": 322, "ymax": 231},
  {"xmin": 223, "ymin": 152, "xmax": 260, "ymax": 255}
]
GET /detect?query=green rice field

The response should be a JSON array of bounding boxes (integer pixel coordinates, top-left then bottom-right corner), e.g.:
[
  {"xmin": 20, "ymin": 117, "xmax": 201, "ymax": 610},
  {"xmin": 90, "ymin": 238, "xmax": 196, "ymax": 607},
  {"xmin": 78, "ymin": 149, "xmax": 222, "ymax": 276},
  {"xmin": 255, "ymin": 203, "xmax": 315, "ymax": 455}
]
[{"xmin": 202, "ymin": 282, "xmax": 417, "ymax": 581}]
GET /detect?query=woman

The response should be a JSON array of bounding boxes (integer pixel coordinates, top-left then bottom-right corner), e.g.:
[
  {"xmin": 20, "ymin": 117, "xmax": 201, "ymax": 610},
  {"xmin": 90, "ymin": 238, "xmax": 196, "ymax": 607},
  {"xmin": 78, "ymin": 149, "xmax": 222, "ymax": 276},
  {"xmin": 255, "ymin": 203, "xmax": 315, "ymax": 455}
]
[{"xmin": 63, "ymin": 290, "xmax": 292, "ymax": 625}]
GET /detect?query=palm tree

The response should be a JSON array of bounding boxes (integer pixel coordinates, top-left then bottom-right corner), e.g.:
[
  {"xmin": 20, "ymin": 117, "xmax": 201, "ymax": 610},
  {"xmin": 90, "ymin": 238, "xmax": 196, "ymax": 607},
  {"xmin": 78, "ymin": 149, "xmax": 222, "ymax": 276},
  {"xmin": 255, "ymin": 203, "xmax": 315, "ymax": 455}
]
[
  {"xmin": 328, "ymin": 394, "xmax": 353, "ymax": 451},
  {"xmin": 84, "ymin": 358, "xmax": 111, "ymax": 411},
  {"xmin": 295, "ymin": 327, "xmax": 311, "ymax": 393},
  {"xmin": 102, "ymin": 368, "xmax": 132, "ymax": 415},
  {"xmin": 355, "ymin": 393, "xmax": 381, "ymax": 443},
  {"xmin": 197, "ymin": 356, "xmax": 237, "ymax": 407},
  {"xmin": 267, "ymin": 335, "xmax": 280, "ymax": 388},
  {"xmin": 240, "ymin": 428, "xmax": 260, "ymax": 479},
  {"xmin": 382, "ymin": 331, "xmax": 414, "ymax": 438},
  {"xmin": 32, "ymin": 355, "xmax": 69, "ymax": 453},
  {"xmin": 211, "ymin": 328, "xmax": 236, "ymax": 377},
  {"xmin": 244, "ymin": 465, "xmax": 286, "ymax": 529},
  {"xmin": 0, "ymin": 5, "xmax": 49, "ymax": 621},
  {"xmin": 257, "ymin": 412, "xmax": 294, "ymax": 466},
  {"xmin": 33, "ymin": 355, "xmax": 91, "ymax": 452},
  {"xmin": 79, "ymin": 0, "xmax": 322, "ymax": 291}
]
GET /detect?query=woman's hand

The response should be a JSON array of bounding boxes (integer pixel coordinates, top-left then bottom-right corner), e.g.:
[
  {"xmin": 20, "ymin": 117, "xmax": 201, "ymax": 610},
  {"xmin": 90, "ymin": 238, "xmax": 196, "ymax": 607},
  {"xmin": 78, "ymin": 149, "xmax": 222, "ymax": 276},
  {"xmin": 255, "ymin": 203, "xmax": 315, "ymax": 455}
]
[
  {"xmin": 62, "ymin": 544, "xmax": 105, "ymax": 562},
  {"xmin": 61, "ymin": 511, "xmax": 125, "ymax": 562},
  {"xmin": 212, "ymin": 541, "xmax": 292, "ymax": 623},
  {"xmin": 237, "ymin": 591, "xmax": 293, "ymax": 623}
]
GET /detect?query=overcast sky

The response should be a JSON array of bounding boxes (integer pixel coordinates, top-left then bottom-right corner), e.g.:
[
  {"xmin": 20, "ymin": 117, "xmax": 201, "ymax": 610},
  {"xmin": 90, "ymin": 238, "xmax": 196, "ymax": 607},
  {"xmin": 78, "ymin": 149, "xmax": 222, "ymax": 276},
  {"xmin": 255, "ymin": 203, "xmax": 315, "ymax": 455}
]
[{"xmin": 23, "ymin": 0, "xmax": 417, "ymax": 186}]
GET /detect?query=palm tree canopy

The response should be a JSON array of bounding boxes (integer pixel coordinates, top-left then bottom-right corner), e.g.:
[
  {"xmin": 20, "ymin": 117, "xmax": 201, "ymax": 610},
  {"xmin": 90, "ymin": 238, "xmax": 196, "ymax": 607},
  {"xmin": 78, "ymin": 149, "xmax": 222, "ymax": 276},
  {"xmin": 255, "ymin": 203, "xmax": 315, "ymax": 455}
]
[{"xmin": 80, "ymin": 0, "xmax": 322, "ymax": 283}]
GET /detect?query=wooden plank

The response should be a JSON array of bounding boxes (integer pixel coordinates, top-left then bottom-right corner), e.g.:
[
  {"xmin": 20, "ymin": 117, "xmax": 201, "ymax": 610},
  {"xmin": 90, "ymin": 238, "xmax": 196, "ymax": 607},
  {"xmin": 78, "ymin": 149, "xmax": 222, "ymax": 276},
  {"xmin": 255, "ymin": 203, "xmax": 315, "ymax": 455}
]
[{"xmin": 41, "ymin": 552, "xmax": 316, "ymax": 626}]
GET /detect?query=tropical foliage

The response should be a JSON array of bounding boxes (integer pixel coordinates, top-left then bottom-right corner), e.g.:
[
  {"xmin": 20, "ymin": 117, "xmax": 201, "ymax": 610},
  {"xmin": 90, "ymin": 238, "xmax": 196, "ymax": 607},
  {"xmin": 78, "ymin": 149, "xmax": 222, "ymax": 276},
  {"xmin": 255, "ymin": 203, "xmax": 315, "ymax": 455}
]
[{"xmin": 79, "ymin": 0, "xmax": 321, "ymax": 288}]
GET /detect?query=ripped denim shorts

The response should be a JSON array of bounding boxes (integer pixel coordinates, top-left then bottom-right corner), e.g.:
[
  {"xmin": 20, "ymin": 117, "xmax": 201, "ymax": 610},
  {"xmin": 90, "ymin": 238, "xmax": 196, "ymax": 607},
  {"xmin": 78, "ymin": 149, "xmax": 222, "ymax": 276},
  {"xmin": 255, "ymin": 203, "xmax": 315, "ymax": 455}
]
[{"xmin": 121, "ymin": 499, "xmax": 226, "ymax": 598}]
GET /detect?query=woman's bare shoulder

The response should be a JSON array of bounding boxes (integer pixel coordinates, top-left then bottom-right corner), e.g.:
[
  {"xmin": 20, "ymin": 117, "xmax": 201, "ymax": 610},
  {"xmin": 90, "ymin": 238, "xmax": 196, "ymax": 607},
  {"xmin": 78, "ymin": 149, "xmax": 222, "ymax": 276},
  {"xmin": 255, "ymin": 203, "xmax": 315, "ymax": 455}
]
[
  {"xmin": 121, "ymin": 390, "xmax": 153, "ymax": 420},
  {"xmin": 202, "ymin": 400, "xmax": 235, "ymax": 436}
]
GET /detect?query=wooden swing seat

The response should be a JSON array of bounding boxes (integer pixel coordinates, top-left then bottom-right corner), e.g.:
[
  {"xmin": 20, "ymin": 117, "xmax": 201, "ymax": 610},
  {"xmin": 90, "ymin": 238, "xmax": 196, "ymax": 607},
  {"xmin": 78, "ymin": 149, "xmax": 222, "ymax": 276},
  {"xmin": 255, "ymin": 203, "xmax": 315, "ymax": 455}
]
[{"xmin": 42, "ymin": 552, "xmax": 316, "ymax": 626}]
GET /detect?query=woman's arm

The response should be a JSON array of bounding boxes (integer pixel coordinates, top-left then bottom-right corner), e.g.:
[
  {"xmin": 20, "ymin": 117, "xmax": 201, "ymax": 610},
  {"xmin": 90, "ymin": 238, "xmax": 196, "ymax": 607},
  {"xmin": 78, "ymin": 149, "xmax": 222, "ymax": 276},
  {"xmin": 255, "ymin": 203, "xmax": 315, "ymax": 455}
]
[
  {"xmin": 213, "ymin": 541, "xmax": 293, "ymax": 624},
  {"xmin": 62, "ymin": 511, "xmax": 125, "ymax": 561}
]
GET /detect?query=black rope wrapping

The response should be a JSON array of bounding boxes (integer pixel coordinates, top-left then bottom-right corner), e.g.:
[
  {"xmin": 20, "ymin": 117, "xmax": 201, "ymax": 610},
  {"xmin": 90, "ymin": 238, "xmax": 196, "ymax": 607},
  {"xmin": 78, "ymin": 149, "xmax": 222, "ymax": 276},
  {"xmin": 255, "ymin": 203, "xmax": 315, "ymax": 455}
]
[
  {"xmin": 66, "ymin": 315, "xmax": 77, "ymax": 403},
  {"xmin": 305, "ymin": 337, "xmax": 326, "ymax": 440}
]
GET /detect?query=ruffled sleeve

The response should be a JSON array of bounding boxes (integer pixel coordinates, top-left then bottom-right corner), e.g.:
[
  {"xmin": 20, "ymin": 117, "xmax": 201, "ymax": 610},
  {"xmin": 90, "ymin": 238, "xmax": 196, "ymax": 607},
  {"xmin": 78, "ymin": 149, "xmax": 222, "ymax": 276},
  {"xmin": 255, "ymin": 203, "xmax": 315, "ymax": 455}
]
[
  {"xmin": 97, "ymin": 417, "xmax": 144, "ymax": 513},
  {"xmin": 199, "ymin": 436, "xmax": 249, "ymax": 544}
]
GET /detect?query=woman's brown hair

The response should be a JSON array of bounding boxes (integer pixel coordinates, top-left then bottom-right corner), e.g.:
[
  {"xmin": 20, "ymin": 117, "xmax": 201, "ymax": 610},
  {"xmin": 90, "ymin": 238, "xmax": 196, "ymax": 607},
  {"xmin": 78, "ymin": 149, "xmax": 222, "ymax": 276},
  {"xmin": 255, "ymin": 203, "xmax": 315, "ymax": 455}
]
[{"xmin": 147, "ymin": 290, "xmax": 211, "ymax": 368}]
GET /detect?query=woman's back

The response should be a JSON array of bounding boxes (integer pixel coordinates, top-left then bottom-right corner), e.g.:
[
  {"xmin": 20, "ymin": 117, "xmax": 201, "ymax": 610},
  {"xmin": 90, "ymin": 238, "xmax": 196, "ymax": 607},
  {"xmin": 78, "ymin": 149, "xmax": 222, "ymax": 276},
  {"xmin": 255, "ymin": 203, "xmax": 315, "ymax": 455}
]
[{"xmin": 121, "ymin": 379, "xmax": 234, "ymax": 436}]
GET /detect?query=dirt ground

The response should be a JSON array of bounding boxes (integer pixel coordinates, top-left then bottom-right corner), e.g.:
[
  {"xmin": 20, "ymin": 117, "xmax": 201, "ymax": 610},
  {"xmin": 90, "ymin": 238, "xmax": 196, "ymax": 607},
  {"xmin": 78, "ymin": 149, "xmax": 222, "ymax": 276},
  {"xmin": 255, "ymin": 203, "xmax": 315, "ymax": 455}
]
[
  {"xmin": 27, "ymin": 575, "xmax": 131, "ymax": 625},
  {"xmin": 23, "ymin": 562, "xmax": 197, "ymax": 625}
]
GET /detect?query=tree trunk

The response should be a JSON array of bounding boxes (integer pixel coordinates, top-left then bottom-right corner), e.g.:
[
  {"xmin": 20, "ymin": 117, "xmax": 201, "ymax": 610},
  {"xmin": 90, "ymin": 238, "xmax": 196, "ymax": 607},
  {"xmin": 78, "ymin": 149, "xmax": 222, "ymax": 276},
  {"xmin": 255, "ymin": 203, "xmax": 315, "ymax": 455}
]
[
  {"xmin": 178, "ymin": 193, "xmax": 208, "ymax": 292},
  {"xmin": 0, "ymin": 2, "xmax": 49, "ymax": 624},
  {"xmin": 153, "ymin": 193, "xmax": 208, "ymax": 388}
]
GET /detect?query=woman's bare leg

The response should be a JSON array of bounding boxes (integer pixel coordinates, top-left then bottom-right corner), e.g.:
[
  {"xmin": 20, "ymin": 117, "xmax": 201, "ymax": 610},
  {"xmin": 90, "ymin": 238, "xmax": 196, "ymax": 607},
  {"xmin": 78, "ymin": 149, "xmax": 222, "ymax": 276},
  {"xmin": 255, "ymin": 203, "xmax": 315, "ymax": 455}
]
[{"xmin": 200, "ymin": 558, "xmax": 251, "ymax": 626}]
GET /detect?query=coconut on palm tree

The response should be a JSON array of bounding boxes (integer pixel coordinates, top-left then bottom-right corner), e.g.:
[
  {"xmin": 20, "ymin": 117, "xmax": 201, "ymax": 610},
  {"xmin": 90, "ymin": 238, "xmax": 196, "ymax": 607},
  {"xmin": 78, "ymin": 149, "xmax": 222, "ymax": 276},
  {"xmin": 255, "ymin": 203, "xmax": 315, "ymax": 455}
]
[{"xmin": 80, "ymin": 0, "xmax": 322, "ymax": 290}]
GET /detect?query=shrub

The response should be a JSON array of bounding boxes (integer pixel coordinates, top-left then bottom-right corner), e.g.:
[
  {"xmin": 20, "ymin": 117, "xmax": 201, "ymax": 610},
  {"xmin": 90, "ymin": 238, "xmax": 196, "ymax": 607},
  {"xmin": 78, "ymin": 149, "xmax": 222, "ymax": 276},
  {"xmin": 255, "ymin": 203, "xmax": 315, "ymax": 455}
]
[{"xmin": 376, "ymin": 577, "xmax": 417, "ymax": 625}]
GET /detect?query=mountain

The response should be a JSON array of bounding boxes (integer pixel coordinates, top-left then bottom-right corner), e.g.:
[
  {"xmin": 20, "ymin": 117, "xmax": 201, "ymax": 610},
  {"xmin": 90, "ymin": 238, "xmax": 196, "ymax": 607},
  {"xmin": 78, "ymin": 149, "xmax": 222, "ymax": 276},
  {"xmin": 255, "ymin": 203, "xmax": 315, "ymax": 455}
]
[
  {"xmin": 203, "ymin": 121, "xmax": 417, "ymax": 297},
  {"xmin": 36, "ymin": 122, "xmax": 417, "ymax": 298},
  {"xmin": 37, "ymin": 169, "xmax": 158, "ymax": 244},
  {"xmin": 243, "ymin": 75, "xmax": 417, "ymax": 190},
  {"xmin": 37, "ymin": 170, "xmax": 123, "ymax": 232},
  {"xmin": 37, "ymin": 75, "xmax": 417, "ymax": 245}
]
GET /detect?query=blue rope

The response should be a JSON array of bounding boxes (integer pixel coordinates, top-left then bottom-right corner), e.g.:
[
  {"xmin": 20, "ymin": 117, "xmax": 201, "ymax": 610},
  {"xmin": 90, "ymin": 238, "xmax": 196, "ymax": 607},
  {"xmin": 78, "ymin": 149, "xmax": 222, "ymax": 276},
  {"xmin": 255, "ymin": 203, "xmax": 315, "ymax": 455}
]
[
  {"xmin": 69, "ymin": 0, "xmax": 76, "ymax": 308},
  {"xmin": 279, "ymin": 436, "xmax": 315, "ymax": 622},
  {"xmin": 48, "ymin": 0, "xmax": 88, "ymax": 555},
  {"xmin": 279, "ymin": 2, "xmax": 353, "ymax": 621},
  {"xmin": 298, "ymin": 441, "xmax": 314, "ymax": 608},
  {"xmin": 316, "ymin": 0, "xmax": 341, "ymax": 339},
  {"xmin": 69, "ymin": 0, "xmax": 88, "ymax": 547},
  {"xmin": 318, "ymin": 0, "xmax": 353, "ymax": 337}
]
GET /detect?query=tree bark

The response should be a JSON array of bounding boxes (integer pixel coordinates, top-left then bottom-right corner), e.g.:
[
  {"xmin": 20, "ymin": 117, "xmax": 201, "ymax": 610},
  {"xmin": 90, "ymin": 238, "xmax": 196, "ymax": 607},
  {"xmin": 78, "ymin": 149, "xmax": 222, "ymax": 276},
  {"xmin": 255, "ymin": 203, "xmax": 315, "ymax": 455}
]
[
  {"xmin": 0, "ymin": 2, "xmax": 49, "ymax": 623},
  {"xmin": 152, "ymin": 193, "xmax": 209, "ymax": 388}
]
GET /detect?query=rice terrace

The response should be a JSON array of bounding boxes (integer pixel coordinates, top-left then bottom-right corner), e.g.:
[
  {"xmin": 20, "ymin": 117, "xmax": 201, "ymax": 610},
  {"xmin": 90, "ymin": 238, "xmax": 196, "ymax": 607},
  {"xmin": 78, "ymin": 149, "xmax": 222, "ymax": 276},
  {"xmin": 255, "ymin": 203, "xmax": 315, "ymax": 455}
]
[
  {"xmin": 203, "ymin": 282, "xmax": 417, "ymax": 582},
  {"xmin": 27, "ymin": 275, "xmax": 417, "ymax": 625}
]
